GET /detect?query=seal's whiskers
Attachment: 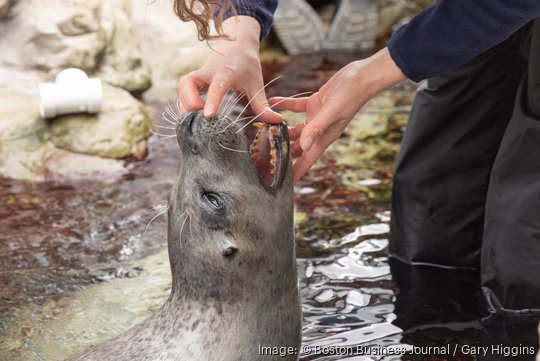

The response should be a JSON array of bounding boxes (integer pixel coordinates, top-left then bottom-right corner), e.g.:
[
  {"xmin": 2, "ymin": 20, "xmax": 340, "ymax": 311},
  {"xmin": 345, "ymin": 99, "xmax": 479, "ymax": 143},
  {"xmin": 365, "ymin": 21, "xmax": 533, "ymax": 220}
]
[
  {"xmin": 161, "ymin": 111, "xmax": 176, "ymax": 125},
  {"xmin": 153, "ymin": 124, "xmax": 176, "ymax": 130},
  {"xmin": 220, "ymin": 92, "xmax": 236, "ymax": 115},
  {"xmin": 217, "ymin": 76, "xmax": 283, "ymax": 134},
  {"xmin": 153, "ymin": 135, "xmax": 177, "ymax": 142},
  {"xmin": 174, "ymin": 98, "xmax": 182, "ymax": 120},
  {"xmin": 148, "ymin": 202, "xmax": 168, "ymax": 212},
  {"xmin": 165, "ymin": 101, "xmax": 181, "ymax": 121},
  {"xmin": 208, "ymin": 138, "xmax": 215, "ymax": 156},
  {"xmin": 177, "ymin": 213, "xmax": 189, "ymax": 253},
  {"xmin": 144, "ymin": 205, "xmax": 170, "ymax": 240},
  {"xmin": 152, "ymin": 125, "xmax": 176, "ymax": 137},
  {"xmin": 221, "ymin": 92, "xmax": 245, "ymax": 119},
  {"xmin": 151, "ymin": 130, "xmax": 177, "ymax": 138},
  {"xmin": 218, "ymin": 140, "xmax": 249, "ymax": 153},
  {"xmin": 174, "ymin": 210, "xmax": 188, "ymax": 230},
  {"xmin": 235, "ymin": 91, "xmax": 313, "ymax": 134}
]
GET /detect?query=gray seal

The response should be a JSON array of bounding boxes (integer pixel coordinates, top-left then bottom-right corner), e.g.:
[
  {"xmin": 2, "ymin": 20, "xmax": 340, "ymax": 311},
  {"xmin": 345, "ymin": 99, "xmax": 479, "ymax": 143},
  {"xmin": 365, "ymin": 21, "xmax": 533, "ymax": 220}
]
[{"xmin": 73, "ymin": 111, "xmax": 301, "ymax": 361}]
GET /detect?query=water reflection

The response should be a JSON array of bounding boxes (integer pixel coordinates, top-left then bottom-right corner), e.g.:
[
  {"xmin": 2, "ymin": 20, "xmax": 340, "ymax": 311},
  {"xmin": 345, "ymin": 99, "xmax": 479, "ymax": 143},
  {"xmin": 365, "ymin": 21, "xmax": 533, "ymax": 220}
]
[
  {"xmin": 298, "ymin": 216, "xmax": 539, "ymax": 360},
  {"xmin": 299, "ymin": 219, "xmax": 404, "ymax": 361}
]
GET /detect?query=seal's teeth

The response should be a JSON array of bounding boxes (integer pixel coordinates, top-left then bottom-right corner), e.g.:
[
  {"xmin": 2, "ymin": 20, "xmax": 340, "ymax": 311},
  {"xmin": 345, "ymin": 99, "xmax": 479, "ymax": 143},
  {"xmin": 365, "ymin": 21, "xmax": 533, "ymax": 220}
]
[
  {"xmin": 269, "ymin": 135, "xmax": 277, "ymax": 177},
  {"xmin": 269, "ymin": 125, "xmax": 278, "ymax": 134},
  {"xmin": 249, "ymin": 129, "xmax": 262, "ymax": 162},
  {"xmin": 253, "ymin": 122, "xmax": 265, "ymax": 130}
]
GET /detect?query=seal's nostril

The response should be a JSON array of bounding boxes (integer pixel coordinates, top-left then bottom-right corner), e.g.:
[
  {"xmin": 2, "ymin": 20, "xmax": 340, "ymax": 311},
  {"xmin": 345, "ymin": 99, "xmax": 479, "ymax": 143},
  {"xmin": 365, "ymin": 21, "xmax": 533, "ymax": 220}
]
[{"xmin": 186, "ymin": 113, "xmax": 196, "ymax": 133}]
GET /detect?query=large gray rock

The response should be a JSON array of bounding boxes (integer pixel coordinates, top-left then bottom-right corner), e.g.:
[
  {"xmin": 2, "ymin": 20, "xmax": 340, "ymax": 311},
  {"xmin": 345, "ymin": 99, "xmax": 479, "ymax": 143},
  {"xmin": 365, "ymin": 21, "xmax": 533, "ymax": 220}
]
[
  {"xmin": 0, "ymin": 0, "xmax": 156, "ymax": 181},
  {"xmin": 0, "ymin": 0, "xmax": 106, "ymax": 74},
  {"xmin": 128, "ymin": 0, "xmax": 210, "ymax": 101},
  {"xmin": 49, "ymin": 84, "xmax": 152, "ymax": 160},
  {"xmin": 0, "ymin": 0, "xmax": 15, "ymax": 19},
  {"xmin": 97, "ymin": 0, "xmax": 152, "ymax": 93},
  {"xmin": 0, "ymin": 0, "xmax": 151, "ymax": 93},
  {"xmin": 0, "ymin": 71, "xmax": 148, "ymax": 181}
]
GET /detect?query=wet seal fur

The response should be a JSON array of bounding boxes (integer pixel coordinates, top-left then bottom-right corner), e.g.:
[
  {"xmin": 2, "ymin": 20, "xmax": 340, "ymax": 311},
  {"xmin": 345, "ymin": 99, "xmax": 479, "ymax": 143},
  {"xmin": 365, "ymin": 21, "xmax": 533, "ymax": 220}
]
[{"xmin": 73, "ymin": 111, "xmax": 301, "ymax": 361}]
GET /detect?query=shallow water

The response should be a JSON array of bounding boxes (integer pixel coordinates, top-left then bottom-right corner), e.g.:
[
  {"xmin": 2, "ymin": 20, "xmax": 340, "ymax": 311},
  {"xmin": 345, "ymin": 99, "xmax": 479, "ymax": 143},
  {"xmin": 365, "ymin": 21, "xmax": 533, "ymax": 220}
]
[{"xmin": 1, "ymin": 55, "xmax": 536, "ymax": 361}]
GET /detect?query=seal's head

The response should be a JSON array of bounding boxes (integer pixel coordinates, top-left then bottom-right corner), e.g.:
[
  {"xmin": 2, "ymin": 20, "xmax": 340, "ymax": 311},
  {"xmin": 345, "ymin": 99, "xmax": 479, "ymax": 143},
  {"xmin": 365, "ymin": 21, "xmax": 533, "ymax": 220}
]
[
  {"xmin": 167, "ymin": 110, "xmax": 300, "ymax": 358},
  {"xmin": 170, "ymin": 111, "xmax": 294, "ymax": 286}
]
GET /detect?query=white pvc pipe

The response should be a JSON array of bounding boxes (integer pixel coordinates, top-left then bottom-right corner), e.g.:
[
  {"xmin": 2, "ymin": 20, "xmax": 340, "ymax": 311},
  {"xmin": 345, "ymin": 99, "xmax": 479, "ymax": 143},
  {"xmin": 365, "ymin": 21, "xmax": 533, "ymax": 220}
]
[{"xmin": 39, "ymin": 68, "xmax": 102, "ymax": 119}]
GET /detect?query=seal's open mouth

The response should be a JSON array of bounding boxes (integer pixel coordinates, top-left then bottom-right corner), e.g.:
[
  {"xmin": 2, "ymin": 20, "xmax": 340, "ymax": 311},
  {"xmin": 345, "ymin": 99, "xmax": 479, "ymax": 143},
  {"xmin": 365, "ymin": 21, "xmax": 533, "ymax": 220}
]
[
  {"xmin": 244, "ymin": 121, "xmax": 289, "ymax": 190},
  {"xmin": 176, "ymin": 110, "xmax": 289, "ymax": 190}
]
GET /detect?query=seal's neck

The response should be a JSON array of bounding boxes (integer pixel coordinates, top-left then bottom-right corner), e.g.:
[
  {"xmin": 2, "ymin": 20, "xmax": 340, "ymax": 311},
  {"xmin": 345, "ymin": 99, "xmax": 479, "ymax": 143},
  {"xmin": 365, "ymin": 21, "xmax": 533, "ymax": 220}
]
[
  {"xmin": 167, "ymin": 228, "xmax": 298, "ymax": 304},
  {"xmin": 163, "ymin": 226, "xmax": 300, "ymax": 360}
]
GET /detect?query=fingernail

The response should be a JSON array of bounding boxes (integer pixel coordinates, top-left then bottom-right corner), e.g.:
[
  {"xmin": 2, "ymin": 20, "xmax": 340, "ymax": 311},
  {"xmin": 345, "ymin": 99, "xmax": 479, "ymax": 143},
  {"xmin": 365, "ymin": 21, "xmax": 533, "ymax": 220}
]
[
  {"xmin": 301, "ymin": 136, "xmax": 314, "ymax": 151},
  {"xmin": 263, "ymin": 107, "xmax": 284, "ymax": 122},
  {"xmin": 204, "ymin": 106, "xmax": 215, "ymax": 117}
]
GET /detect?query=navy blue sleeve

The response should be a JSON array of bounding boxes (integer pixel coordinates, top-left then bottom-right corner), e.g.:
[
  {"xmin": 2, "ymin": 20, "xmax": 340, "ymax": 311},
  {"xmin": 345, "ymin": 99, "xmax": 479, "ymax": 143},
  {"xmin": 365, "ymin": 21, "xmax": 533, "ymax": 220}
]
[
  {"xmin": 388, "ymin": 0, "xmax": 540, "ymax": 82},
  {"xmin": 217, "ymin": 0, "xmax": 278, "ymax": 41}
]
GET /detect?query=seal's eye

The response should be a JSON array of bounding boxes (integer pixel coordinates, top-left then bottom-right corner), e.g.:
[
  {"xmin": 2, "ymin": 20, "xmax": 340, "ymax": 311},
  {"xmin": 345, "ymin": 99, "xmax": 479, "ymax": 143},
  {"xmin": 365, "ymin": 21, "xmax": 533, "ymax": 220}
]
[{"xmin": 203, "ymin": 192, "xmax": 223, "ymax": 209}]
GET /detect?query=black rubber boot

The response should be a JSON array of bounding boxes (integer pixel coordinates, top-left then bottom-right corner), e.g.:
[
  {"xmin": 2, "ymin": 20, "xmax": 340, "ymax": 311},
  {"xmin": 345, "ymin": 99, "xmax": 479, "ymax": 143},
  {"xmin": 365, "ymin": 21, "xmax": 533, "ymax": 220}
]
[{"xmin": 390, "ymin": 258, "xmax": 480, "ymax": 331}]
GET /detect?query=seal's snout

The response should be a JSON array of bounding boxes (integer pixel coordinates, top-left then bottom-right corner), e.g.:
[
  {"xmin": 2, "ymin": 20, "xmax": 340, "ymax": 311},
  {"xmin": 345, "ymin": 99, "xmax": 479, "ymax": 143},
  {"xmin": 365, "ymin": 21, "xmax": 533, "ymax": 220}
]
[
  {"xmin": 176, "ymin": 110, "xmax": 290, "ymax": 190},
  {"xmin": 177, "ymin": 111, "xmax": 200, "ymax": 136},
  {"xmin": 185, "ymin": 112, "xmax": 196, "ymax": 133}
]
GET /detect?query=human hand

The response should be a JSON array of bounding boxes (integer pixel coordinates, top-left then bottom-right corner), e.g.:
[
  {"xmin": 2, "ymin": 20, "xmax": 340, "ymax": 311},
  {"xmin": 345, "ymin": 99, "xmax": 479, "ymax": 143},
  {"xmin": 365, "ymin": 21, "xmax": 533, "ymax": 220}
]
[
  {"xmin": 177, "ymin": 16, "xmax": 283, "ymax": 123},
  {"xmin": 269, "ymin": 48, "xmax": 406, "ymax": 182}
]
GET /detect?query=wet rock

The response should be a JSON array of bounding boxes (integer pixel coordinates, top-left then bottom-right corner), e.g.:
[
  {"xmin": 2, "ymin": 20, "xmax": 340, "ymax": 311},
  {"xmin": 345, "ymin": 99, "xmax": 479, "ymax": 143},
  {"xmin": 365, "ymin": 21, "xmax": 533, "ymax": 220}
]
[
  {"xmin": 43, "ymin": 147, "xmax": 127, "ymax": 180},
  {"xmin": 0, "ymin": 73, "xmax": 134, "ymax": 181},
  {"xmin": 0, "ymin": 73, "xmax": 50, "ymax": 180},
  {"xmin": 0, "ymin": 0, "xmax": 15, "ymax": 19},
  {"xmin": 91, "ymin": 266, "xmax": 143, "ymax": 282},
  {"xmin": 0, "ymin": 0, "xmax": 208, "ymax": 100},
  {"xmin": 0, "ymin": 134, "xmax": 127, "ymax": 182},
  {"xmin": 96, "ymin": 0, "xmax": 151, "ymax": 93},
  {"xmin": 0, "ymin": 77, "xmax": 45, "ymax": 148},
  {"xmin": 0, "ymin": 0, "xmax": 151, "ymax": 94},
  {"xmin": 128, "ymin": 0, "xmax": 211, "ymax": 101},
  {"xmin": 19, "ymin": 320, "xmax": 33, "ymax": 337},
  {"xmin": 0, "ymin": 0, "xmax": 106, "ymax": 73},
  {"xmin": 49, "ymin": 84, "xmax": 152, "ymax": 160}
]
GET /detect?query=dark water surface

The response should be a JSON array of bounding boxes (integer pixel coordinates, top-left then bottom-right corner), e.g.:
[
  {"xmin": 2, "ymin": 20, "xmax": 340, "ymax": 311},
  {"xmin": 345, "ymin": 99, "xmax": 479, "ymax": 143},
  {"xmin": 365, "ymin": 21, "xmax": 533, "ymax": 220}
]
[{"xmin": 1, "ymin": 55, "xmax": 535, "ymax": 361}]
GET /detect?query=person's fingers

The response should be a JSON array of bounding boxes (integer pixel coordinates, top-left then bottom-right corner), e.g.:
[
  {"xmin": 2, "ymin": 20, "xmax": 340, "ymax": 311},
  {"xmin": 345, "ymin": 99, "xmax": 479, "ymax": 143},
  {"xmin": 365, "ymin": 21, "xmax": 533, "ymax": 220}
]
[
  {"xmin": 291, "ymin": 141, "xmax": 303, "ymax": 158},
  {"xmin": 292, "ymin": 143, "xmax": 326, "ymax": 183},
  {"xmin": 177, "ymin": 73, "xmax": 206, "ymax": 111},
  {"xmin": 247, "ymin": 87, "xmax": 284, "ymax": 124},
  {"xmin": 268, "ymin": 97, "xmax": 309, "ymax": 113},
  {"xmin": 299, "ymin": 107, "xmax": 340, "ymax": 152},
  {"xmin": 288, "ymin": 123, "xmax": 305, "ymax": 141},
  {"xmin": 204, "ymin": 74, "xmax": 233, "ymax": 118}
]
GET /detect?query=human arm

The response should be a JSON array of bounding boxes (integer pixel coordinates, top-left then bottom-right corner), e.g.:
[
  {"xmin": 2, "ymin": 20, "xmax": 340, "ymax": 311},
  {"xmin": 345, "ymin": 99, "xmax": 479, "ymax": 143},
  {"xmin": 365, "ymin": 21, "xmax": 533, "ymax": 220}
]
[
  {"xmin": 269, "ymin": 48, "xmax": 406, "ymax": 183},
  {"xmin": 388, "ymin": 0, "xmax": 540, "ymax": 81},
  {"xmin": 274, "ymin": 0, "xmax": 540, "ymax": 182},
  {"xmin": 177, "ymin": 1, "xmax": 281, "ymax": 122}
]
